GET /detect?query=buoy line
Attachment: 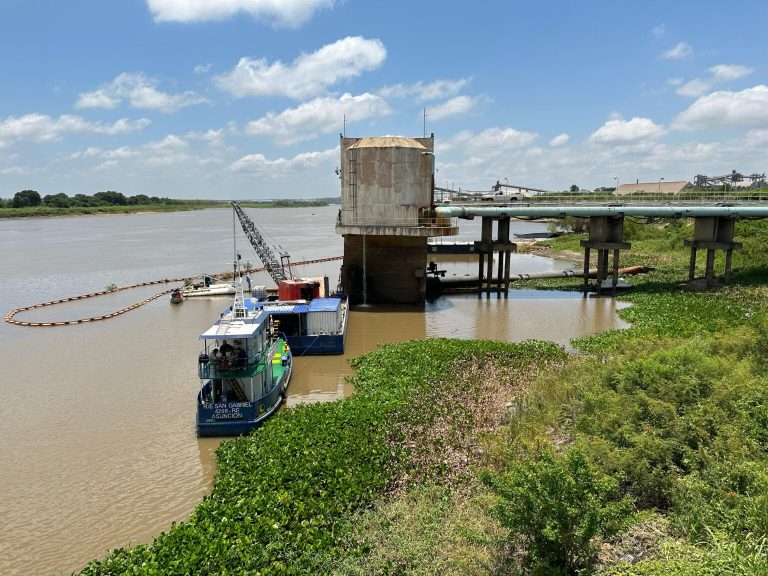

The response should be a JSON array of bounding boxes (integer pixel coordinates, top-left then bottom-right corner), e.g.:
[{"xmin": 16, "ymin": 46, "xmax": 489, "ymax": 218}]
[{"xmin": 5, "ymin": 256, "xmax": 342, "ymax": 327}]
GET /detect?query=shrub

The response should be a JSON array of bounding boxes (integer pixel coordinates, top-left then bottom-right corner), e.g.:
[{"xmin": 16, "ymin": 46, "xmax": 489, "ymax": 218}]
[{"xmin": 483, "ymin": 448, "xmax": 633, "ymax": 574}]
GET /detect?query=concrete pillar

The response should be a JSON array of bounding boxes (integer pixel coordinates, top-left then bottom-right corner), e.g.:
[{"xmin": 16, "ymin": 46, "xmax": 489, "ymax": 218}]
[
  {"xmin": 688, "ymin": 247, "xmax": 698, "ymax": 280},
  {"xmin": 341, "ymin": 235, "xmax": 429, "ymax": 304},
  {"xmin": 486, "ymin": 250, "xmax": 493, "ymax": 296},
  {"xmin": 504, "ymin": 250, "xmax": 512, "ymax": 295},
  {"xmin": 580, "ymin": 215, "xmax": 630, "ymax": 294},
  {"xmin": 474, "ymin": 216, "xmax": 517, "ymax": 296},
  {"xmin": 684, "ymin": 216, "xmax": 742, "ymax": 285},
  {"xmin": 582, "ymin": 246, "xmax": 591, "ymax": 294},
  {"xmin": 477, "ymin": 252, "xmax": 485, "ymax": 295}
]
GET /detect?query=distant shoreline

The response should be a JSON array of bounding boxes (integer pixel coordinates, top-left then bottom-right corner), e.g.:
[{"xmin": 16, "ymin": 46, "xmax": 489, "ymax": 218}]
[{"xmin": 0, "ymin": 200, "xmax": 337, "ymax": 220}]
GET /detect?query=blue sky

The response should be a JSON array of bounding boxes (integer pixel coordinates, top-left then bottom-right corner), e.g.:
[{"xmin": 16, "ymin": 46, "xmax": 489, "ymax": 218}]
[{"xmin": 1, "ymin": 0, "xmax": 766, "ymax": 200}]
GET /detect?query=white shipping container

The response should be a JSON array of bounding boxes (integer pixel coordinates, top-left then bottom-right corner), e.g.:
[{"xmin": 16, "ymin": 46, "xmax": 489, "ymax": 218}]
[{"xmin": 307, "ymin": 309, "xmax": 341, "ymax": 334}]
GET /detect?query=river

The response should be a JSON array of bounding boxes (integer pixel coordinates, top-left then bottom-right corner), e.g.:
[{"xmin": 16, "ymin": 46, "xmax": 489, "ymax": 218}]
[{"xmin": 0, "ymin": 205, "xmax": 627, "ymax": 575}]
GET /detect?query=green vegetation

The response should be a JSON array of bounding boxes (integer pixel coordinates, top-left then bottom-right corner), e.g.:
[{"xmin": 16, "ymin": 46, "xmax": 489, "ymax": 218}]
[
  {"xmin": 80, "ymin": 339, "xmax": 565, "ymax": 575},
  {"xmin": 483, "ymin": 449, "xmax": 633, "ymax": 574},
  {"xmin": 239, "ymin": 197, "xmax": 339, "ymax": 208},
  {"xmin": 79, "ymin": 217, "xmax": 768, "ymax": 575},
  {"xmin": 0, "ymin": 190, "xmax": 339, "ymax": 218}
]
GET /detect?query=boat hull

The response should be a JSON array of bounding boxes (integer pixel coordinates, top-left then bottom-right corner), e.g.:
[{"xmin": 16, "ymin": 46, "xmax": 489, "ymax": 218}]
[
  {"xmin": 287, "ymin": 333, "xmax": 345, "ymax": 355},
  {"xmin": 196, "ymin": 356, "xmax": 292, "ymax": 437},
  {"xmin": 182, "ymin": 283, "xmax": 236, "ymax": 297}
]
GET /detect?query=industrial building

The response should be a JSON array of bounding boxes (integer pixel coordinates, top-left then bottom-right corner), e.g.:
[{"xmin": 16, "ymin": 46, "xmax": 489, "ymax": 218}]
[{"xmin": 615, "ymin": 181, "xmax": 693, "ymax": 195}]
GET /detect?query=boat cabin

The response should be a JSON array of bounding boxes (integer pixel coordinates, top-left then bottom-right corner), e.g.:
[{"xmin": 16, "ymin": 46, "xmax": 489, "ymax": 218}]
[{"xmin": 197, "ymin": 308, "xmax": 290, "ymax": 435}]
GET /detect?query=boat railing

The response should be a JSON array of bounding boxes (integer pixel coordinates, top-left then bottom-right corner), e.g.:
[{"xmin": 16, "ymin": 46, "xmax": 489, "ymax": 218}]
[{"xmin": 198, "ymin": 354, "xmax": 264, "ymax": 379}]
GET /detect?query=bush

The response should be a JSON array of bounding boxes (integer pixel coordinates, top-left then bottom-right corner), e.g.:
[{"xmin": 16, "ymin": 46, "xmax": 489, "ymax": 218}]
[{"xmin": 483, "ymin": 448, "xmax": 633, "ymax": 574}]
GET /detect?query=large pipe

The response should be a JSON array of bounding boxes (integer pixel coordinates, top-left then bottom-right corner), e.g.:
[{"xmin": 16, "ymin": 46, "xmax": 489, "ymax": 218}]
[
  {"xmin": 438, "ymin": 265, "xmax": 648, "ymax": 285},
  {"xmin": 435, "ymin": 205, "xmax": 768, "ymax": 219}
]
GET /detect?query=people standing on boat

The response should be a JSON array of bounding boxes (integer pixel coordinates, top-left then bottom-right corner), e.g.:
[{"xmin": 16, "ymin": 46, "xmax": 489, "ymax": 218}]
[
  {"xmin": 219, "ymin": 340, "xmax": 233, "ymax": 356},
  {"xmin": 211, "ymin": 347, "xmax": 227, "ymax": 370},
  {"xmin": 234, "ymin": 345, "xmax": 247, "ymax": 369}
]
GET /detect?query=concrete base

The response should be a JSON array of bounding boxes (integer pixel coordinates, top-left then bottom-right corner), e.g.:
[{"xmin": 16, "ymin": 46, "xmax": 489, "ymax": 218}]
[
  {"xmin": 684, "ymin": 216, "xmax": 743, "ymax": 283},
  {"xmin": 580, "ymin": 240, "xmax": 632, "ymax": 294},
  {"xmin": 341, "ymin": 235, "xmax": 428, "ymax": 304}
]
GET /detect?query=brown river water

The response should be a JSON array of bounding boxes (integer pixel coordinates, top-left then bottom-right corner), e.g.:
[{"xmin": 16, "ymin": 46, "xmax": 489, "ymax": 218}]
[{"xmin": 0, "ymin": 205, "xmax": 628, "ymax": 575}]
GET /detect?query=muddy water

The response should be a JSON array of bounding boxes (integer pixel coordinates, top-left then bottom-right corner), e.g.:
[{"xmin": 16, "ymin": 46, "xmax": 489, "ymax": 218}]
[{"xmin": 0, "ymin": 206, "xmax": 627, "ymax": 575}]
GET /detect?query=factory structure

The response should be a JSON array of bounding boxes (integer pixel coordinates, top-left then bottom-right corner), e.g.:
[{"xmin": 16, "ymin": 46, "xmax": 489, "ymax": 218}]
[{"xmin": 335, "ymin": 135, "xmax": 458, "ymax": 304}]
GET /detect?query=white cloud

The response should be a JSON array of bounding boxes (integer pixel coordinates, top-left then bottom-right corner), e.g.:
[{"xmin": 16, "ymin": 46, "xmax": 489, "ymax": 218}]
[
  {"xmin": 673, "ymin": 85, "xmax": 768, "ymax": 130},
  {"xmin": 439, "ymin": 128, "xmax": 537, "ymax": 169},
  {"xmin": 215, "ymin": 36, "xmax": 386, "ymax": 99},
  {"xmin": 0, "ymin": 165, "xmax": 27, "ymax": 175},
  {"xmin": 549, "ymin": 133, "xmax": 569, "ymax": 147},
  {"xmin": 428, "ymin": 96, "xmax": 480, "ymax": 120},
  {"xmin": 0, "ymin": 113, "xmax": 150, "ymax": 148},
  {"xmin": 76, "ymin": 72, "xmax": 208, "ymax": 112},
  {"xmin": 589, "ymin": 116, "xmax": 665, "ymax": 144},
  {"xmin": 661, "ymin": 41, "xmax": 693, "ymax": 60},
  {"xmin": 666, "ymin": 77, "xmax": 684, "ymax": 87},
  {"xmin": 146, "ymin": 0, "xmax": 334, "ymax": 28},
  {"xmin": 651, "ymin": 24, "xmax": 666, "ymax": 38},
  {"xmin": 245, "ymin": 92, "xmax": 390, "ymax": 145},
  {"xmin": 710, "ymin": 64, "xmax": 754, "ymax": 82},
  {"xmin": 194, "ymin": 63, "xmax": 212, "ymax": 74},
  {"xmin": 377, "ymin": 79, "xmax": 470, "ymax": 102},
  {"xmin": 229, "ymin": 147, "xmax": 337, "ymax": 174},
  {"xmin": 676, "ymin": 64, "xmax": 753, "ymax": 97},
  {"xmin": 744, "ymin": 129, "xmax": 768, "ymax": 147}
]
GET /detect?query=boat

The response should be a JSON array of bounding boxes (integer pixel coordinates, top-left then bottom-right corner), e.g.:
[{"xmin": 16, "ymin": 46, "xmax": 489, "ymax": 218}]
[
  {"xmin": 182, "ymin": 274, "xmax": 236, "ymax": 298},
  {"xmin": 195, "ymin": 265, "xmax": 292, "ymax": 437},
  {"xmin": 260, "ymin": 294, "xmax": 348, "ymax": 355},
  {"xmin": 170, "ymin": 288, "xmax": 184, "ymax": 304},
  {"xmin": 248, "ymin": 276, "xmax": 346, "ymax": 355}
]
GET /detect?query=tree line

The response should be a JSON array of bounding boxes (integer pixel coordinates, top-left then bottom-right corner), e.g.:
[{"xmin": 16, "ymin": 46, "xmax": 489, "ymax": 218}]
[{"xmin": 2, "ymin": 189, "xmax": 183, "ymax": 208}]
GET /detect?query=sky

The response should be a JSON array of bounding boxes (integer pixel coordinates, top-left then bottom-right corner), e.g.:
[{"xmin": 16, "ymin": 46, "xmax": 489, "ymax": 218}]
[{"xmin": 1, "ymin": 0, "xmax": 767, "ymax": 200}]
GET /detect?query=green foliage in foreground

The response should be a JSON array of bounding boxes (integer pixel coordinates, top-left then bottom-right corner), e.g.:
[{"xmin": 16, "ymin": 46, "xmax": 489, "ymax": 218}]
[
  {"xmin": 80, "ymin": 339, "xmax": 564, "ymax": 575},
  {"xmin": 484, "ymin": 448, "xmax": 633, "ymax": 575}
]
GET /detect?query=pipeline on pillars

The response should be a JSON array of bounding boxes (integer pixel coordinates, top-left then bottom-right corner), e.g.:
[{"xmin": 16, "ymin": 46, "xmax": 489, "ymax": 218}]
[
  {"xmin": 580, "ymin": 215, "xmax": 631, "ymax": 295},
  {"xmin": 473, "ymin": 216, "xmax": 517, "ymax": 296},
  {"xmin": 683, "ymin": 216, "xmax": 743, "ymax": 284}
]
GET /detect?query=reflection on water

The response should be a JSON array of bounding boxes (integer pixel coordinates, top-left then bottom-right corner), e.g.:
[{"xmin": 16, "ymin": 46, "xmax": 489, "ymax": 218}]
[{"xmin": 0, "ymin": 207, "xmax": 627, "ymax": 575}]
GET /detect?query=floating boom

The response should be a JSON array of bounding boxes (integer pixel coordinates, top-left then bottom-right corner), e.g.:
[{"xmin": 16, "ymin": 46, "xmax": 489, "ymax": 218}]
[{"xmin": 232, "ymin": 201, "xmax": 292, "ymax": 285}]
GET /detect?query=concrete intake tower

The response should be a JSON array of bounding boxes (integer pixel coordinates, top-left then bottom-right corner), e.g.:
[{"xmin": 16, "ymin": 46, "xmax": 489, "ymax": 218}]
[{"xmin": 335, "ymin": 135, "xmax": 458, "ymax": 304}]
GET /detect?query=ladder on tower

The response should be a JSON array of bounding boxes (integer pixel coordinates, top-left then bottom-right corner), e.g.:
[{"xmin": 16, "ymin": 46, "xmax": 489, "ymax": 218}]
[{"xmin": 232, "ymin": 202, "xmax": 292, "ymax": 285}]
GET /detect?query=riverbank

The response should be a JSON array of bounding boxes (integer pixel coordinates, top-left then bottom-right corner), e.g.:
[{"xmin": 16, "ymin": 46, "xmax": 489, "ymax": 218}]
[
  {"xmin": 74, "ymin": 216, "xmax": 768, "ymax": 574},
  {"xmin": 0, "ymin": 199, "xmax": 334, "ymax": 219}
]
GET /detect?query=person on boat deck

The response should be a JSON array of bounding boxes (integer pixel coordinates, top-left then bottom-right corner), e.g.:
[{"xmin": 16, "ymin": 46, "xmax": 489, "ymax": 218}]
[
  {"xmin": 211, "ymin": 348, "xmax": 226, "ymax": 369},
  {"xmin": 234, "ymin": 345, "xmax": 247, "ymax": 368},
  {"xmin": 219, "ymin": 340, "xmax": 234, "ymax": 356}
]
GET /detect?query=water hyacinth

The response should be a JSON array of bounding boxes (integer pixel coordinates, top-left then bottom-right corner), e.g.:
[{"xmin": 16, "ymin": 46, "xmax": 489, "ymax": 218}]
[{"xmin": 80, "ymin": 339, "xmax": 564, "ymax": 574}]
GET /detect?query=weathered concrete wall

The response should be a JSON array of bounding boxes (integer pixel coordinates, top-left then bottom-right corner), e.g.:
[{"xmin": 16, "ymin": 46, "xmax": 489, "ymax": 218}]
[
  {"xmin": 341, "ymin": 235, "xmax": 428, "ymax": 304},
  {"xmin": 339, "ymin": 136, "xmax": 434, "ymax": 228}
]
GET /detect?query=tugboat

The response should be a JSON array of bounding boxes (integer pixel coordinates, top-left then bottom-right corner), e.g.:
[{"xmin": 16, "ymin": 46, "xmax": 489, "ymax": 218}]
[
  {"xmin": 195, "ymin": 253, "xmax": 292, "ymax": 437},
  {"xmin": 170, "ymin": 287, "xmax": 184, "ymax": 304}
]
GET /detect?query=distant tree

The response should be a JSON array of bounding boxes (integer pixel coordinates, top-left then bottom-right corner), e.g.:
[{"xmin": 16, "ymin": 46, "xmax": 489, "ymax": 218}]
[
  {"xmin": 12, "ymin": 189, "xmax": 42, "ymax": 208},
  {"xmin": 569, "ymin": 184, "xmax": 580, "ymax": 193},
  {"xmin": 72, "ymin": 193, "xmax": 99, "ymax": 207},
  {"xmin": 43, "ymin": 193, "xmax": 71, "ymax": 208},
  {"xmin": 93, "ymin": 191, "xmax": 127, "ymax": 205},
  {"xmin": 127, "ymin": 194, "xmax": 150, "ymax": 205}
]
